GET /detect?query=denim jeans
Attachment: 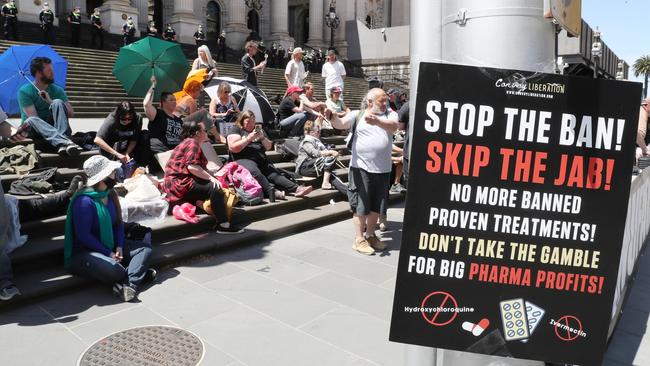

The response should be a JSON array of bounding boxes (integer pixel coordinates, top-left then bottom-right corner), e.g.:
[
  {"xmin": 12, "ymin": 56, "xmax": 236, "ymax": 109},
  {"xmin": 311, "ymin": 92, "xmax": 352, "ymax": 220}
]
[
  {"xmin": 68, "ymin": 239, "xmax": 152, "ymax": 289},
  {"xmin": 279, "ymin": 112, "xmax": 309, "ymax": 137},
  {"xmin": 0, "ymin": 250, "xmax": 13, "ymax": 290},
  {"xmin": 25, "ymin": 99, "xmax": 73, "ymax": 148}
]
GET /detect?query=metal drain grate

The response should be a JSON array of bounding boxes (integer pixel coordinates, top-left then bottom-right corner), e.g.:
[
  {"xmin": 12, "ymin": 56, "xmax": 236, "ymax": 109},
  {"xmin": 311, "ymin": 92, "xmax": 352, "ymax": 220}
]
[{"xmin": 79, "ymin": 326, "xmax": 204, "ymax": 366}]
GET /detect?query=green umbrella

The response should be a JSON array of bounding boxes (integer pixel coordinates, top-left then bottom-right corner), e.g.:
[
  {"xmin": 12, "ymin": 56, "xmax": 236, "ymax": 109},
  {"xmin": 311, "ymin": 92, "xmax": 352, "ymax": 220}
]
[{"xmin": 112, "ymin": 36, "xmax": 190, "ymax": 99}]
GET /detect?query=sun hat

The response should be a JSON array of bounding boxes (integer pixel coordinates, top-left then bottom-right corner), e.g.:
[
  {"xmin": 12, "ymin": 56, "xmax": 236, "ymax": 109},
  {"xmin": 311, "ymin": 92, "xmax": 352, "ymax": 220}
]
[
  {"xmin": 84, "ymin": 155, "xmax": 122, "ymax": 187},
  {"xmin": 291, "ymin": 47, "xmax": 305, "ymax": 54}
]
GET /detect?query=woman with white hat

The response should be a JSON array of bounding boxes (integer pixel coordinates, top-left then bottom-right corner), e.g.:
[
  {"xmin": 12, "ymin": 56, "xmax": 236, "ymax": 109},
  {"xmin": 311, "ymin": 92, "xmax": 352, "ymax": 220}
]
[
  {"xmin": 64, "ymin": 155, "xmax": 155, "ymax": 302},
  {"xmin": 284, "ymin": 47, "xmax": 308, "ymax": 88}
]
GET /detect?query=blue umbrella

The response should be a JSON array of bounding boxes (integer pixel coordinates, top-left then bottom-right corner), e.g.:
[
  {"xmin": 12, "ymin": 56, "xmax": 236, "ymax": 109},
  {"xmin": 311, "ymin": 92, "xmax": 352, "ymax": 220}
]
[{"xmin": 0, "ymin": 45, "xmax": 68, "ymax": 114}]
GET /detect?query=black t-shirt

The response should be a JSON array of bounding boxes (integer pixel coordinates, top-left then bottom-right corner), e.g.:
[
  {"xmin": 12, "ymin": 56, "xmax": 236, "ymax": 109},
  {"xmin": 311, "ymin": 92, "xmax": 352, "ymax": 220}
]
[
  {"xmin": 148, "ymin": 108, "xmax": 183, "ymax": 149},
  {"xmin": 194, "ymin": 31, "xmax": 205, "ymax": 40},
  {"xmin": 278, "ymin": 97, "xmax": 297, "ymax": 121},
  {"xmin": 97, "ymin": 112, "xmax": 142, "ymax": 151},
  {"xmin": 228, "ymin": 126, "xmax": 268, "ymax": 165},
  {"xmin": 241, "ymin": 54, "xmax": 257, "ymax": 86},
  {"xmin": 398, "ymin": 103, "xmax": 410, "ymax": 160}
]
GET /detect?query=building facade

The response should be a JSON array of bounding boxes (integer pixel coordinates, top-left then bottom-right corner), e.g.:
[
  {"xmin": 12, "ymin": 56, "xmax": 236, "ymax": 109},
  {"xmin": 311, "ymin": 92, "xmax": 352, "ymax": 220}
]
[{"xmin": 15, "ymin": 0, "xmax": 409, "ymax": 57}]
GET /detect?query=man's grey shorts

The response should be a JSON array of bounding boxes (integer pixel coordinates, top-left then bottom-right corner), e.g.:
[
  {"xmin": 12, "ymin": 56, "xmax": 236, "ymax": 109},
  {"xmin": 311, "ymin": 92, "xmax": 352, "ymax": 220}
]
[{"xmin": 347, "ymin": 166, "xmax": 390, "ymax": 215}]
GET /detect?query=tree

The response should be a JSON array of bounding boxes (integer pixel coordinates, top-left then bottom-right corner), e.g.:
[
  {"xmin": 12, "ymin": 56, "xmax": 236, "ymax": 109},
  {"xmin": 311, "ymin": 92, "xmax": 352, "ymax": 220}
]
[{"xmin": 633, "ymin": 55, "xmax": 650, "ymax": 98}]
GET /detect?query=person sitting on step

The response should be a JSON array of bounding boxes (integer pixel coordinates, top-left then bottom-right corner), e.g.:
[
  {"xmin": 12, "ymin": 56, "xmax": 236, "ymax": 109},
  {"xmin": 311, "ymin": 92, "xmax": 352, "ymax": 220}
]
[
  {"xmin": 12, "ymin": 57, "xmax": 82, "ymax": 156},
  {"xmin": 299, "ymin": 82, "xmax": 327, "ymax": 121},
  {"xmin": 64, "ymin": 155, "xmax": 156, "ymax": 302},
  {"xmin": 209, "ymin": 81, "xmax": 240, "ymax": 140},
  {"xmin": 278, "ymin": 86, "xmax": 310, "ymax": 138},
  {"xmin": 143, "ymin": 76, "xmax": 184, "ymax": 163},
  {"xmin": 174, "ymin": 80, "xmax": 225, "ymax": 144},
  {"xmin": 192, "ymin": 45, "xmax": 218, "ymax": 77},
  {"xmin": 162, "ymin": 120, "xmax": 241, "ymax": 234},
  {"xmin": 0, "ymin": 174, "xmax": 84, "ymax": 301},
  {"xmin": 227, "ymin": 110, "xmax": 313, "ymax": 202},
  {"xmin": 94, "ymin": 101, "xmax": 149, "ymax": 168},
  {"xmin": 296, "ymin": 120, "xmax": 347, "ymax": 196}
]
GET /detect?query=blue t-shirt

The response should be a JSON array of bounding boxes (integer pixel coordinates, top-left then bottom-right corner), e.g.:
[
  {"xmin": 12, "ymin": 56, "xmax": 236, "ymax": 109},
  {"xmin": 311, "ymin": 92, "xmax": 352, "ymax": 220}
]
[{"xmin": 17, "ymin": 83, "xmax": 68, "ymax": 122}]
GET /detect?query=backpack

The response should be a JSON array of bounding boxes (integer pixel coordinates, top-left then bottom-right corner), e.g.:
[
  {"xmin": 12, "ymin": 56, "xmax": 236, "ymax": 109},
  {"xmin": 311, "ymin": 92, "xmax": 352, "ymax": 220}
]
[
  {"xmin": 230, "ymin": 165, "xmax": 263, "ymax": 205},
  {"xmin": 277, "ymin": 137, "xmax": 302, "ymax": 161},
  {"xmin": 217, "ymin": 162, "xmax": 264, "ymax": 206}
]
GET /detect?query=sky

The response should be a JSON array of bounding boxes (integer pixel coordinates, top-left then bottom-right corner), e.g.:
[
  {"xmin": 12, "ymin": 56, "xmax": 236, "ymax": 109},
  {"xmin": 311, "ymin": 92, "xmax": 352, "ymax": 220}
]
[{"xmin": 581, "ymin": 0, "xmax": 647, "ymax": 83}]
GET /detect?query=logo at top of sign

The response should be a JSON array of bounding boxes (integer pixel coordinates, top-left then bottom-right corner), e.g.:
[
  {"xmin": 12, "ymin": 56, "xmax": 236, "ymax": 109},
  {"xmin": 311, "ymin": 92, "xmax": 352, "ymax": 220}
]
[
  {"xmin": 495, "ymin": 72, "xmax": 566, "ymax": 98},
  {"xmin": 420, "ymin": 291, "xmax": 459, "ymax": 327}
]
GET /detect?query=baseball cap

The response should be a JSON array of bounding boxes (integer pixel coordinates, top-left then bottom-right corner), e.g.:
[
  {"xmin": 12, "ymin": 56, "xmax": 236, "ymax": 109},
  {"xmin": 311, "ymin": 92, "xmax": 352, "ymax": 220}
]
[{"xmin": 286, "ymin": 86, "xmax": 304, "ymax": 96}]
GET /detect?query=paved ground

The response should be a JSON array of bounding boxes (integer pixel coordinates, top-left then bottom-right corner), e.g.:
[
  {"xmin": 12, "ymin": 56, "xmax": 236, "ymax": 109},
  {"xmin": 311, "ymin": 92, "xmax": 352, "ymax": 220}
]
[{"xmin": 0, "ymin": 202, "xmax": 648, "ymax": 366}]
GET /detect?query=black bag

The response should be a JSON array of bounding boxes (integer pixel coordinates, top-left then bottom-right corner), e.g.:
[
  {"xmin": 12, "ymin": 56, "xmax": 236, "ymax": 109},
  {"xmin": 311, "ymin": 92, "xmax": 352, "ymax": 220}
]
[
  {"xmin": 71, "ymin": 132, "xmax": 98, "ymax": 151},
  {"xmin": 124, "ymin": 222, "xmax": 152, "ymax": 244},
  {"xmin": 8, "ymin": 167, "xmax": 62, "ymax": 195},
  {"xmin": 277, "ymin": 137, "xmax": 302, "ymax": 161}
]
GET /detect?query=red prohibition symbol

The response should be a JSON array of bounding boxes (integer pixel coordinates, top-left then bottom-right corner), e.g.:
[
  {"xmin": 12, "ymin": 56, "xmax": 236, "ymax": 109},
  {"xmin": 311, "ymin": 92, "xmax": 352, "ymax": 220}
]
[
  {"xmin": 420, "ymin": 291, "xmax": 459, "ymax": 327},
  {"xmin": 554, "ymin": 315, "xmax": 583, "ymax": 341}
]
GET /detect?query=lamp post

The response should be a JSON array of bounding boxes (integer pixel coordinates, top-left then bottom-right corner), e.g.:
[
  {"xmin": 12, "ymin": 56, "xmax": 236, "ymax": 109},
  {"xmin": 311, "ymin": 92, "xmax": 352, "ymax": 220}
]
[
  {"xmin": 591, "ymin": 27, "xmax": 602, "ymax": 79},
  {"xmin": 324, "ymin": 1, "xmax": 340, "ymax": 49}
]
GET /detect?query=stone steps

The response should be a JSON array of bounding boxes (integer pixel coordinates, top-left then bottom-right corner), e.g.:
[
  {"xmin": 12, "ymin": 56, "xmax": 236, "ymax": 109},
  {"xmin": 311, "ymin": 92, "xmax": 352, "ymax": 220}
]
[
  {"xmin": 10, "ymin": 181, "xmax": 352, "ymax": 271},
  {"xmin": 1, "ymin": 39, "xmax": 369, "ymax": 119},
  {"xmin": 0, "ymin": 135, "xmax": 350, "ymax": 190},
  {"xmin": 3, "ymin": 198, "xmax": 398, "ymax": 311}
]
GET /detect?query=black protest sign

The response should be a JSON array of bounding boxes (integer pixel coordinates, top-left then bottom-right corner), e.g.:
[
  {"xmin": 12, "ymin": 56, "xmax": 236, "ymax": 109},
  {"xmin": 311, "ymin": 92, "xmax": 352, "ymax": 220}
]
[{"xmin": 389, "ymin": 62, "xmax": 642, "ymax": 365}]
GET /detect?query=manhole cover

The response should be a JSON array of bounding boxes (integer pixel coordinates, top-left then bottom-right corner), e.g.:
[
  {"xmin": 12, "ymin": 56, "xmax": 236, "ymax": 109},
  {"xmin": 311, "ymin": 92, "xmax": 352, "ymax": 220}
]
[{"xmin": 78, "ymin": 326, "xmax": 204, "ymax": 366}]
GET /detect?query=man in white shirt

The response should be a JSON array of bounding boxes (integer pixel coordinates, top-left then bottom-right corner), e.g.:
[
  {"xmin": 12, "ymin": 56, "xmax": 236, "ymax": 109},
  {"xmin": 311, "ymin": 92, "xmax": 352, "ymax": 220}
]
[
  {"xmin": 327, "ymin": 88, "xmax": 398, "ymax": 255},
  {"xmin": 321, "ymin": 49, "xmax": 346, "ymax": 99},
  {"xmin": 284, "ymin": 47, "xmax": 308, "ymax": 88}
]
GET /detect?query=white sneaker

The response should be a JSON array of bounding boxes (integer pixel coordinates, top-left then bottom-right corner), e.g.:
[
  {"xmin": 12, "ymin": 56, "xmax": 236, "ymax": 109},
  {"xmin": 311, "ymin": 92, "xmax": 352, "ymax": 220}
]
[{"xmin": 0, "ymin": 285, "xmax": 21, "ymax": 301}]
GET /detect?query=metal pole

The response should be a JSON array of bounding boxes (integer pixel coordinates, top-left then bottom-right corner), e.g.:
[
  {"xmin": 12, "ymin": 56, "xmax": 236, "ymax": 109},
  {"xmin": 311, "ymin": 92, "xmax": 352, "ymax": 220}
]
[
  {"xmin": 331, "ymin": 26, "xmax": 335, "ymax": 48},
  {"xmin": 405, "ymin": 3, "xmax": 442, "ymax": 363}
]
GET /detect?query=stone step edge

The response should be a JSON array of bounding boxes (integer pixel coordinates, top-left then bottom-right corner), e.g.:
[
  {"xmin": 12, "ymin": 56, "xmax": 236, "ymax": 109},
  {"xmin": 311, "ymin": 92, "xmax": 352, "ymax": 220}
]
[{"xmin": 0, "ymin": 198, "xmax": 399, "ymax": 311}]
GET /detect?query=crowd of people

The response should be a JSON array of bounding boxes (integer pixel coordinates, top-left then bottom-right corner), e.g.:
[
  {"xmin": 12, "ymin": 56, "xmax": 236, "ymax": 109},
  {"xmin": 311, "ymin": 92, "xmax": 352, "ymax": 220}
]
[{"xmin": 0, "ymin": 43, "xmax": 410, "ymax": 304}]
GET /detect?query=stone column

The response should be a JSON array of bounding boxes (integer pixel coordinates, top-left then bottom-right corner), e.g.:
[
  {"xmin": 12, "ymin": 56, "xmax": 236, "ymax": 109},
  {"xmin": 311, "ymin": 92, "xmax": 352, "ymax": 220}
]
[
  {"xmin": 335, "ymin": 0, "xmax": 350, "ymax": 57},
  {"xmin": 225, "ymin": 0, "xmax": 249, "ymax": 51},
  {"xmin": 307, "ymin": 0, "xmax": 324, "ymax": 49},
  {"xmin": 100, "ymin": 0, "xmax": 140, "ymax": 37},
  {"xmin": 268, "ymin": 0, "xmax": 294, "ymax": 50},
  {"xmin": 169, "ymin": 0, "xmax": 201, "ymax": 44},
  {"xmin": 133, "ymin": 0, "xmax": 149, "ymax": 33}
]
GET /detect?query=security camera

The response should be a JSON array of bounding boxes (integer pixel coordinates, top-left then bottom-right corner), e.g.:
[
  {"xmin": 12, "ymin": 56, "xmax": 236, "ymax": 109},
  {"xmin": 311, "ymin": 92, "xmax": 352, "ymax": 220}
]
[{"xmin": 380, "ymin": 28, "xmax": 386, "ymax": 34}]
